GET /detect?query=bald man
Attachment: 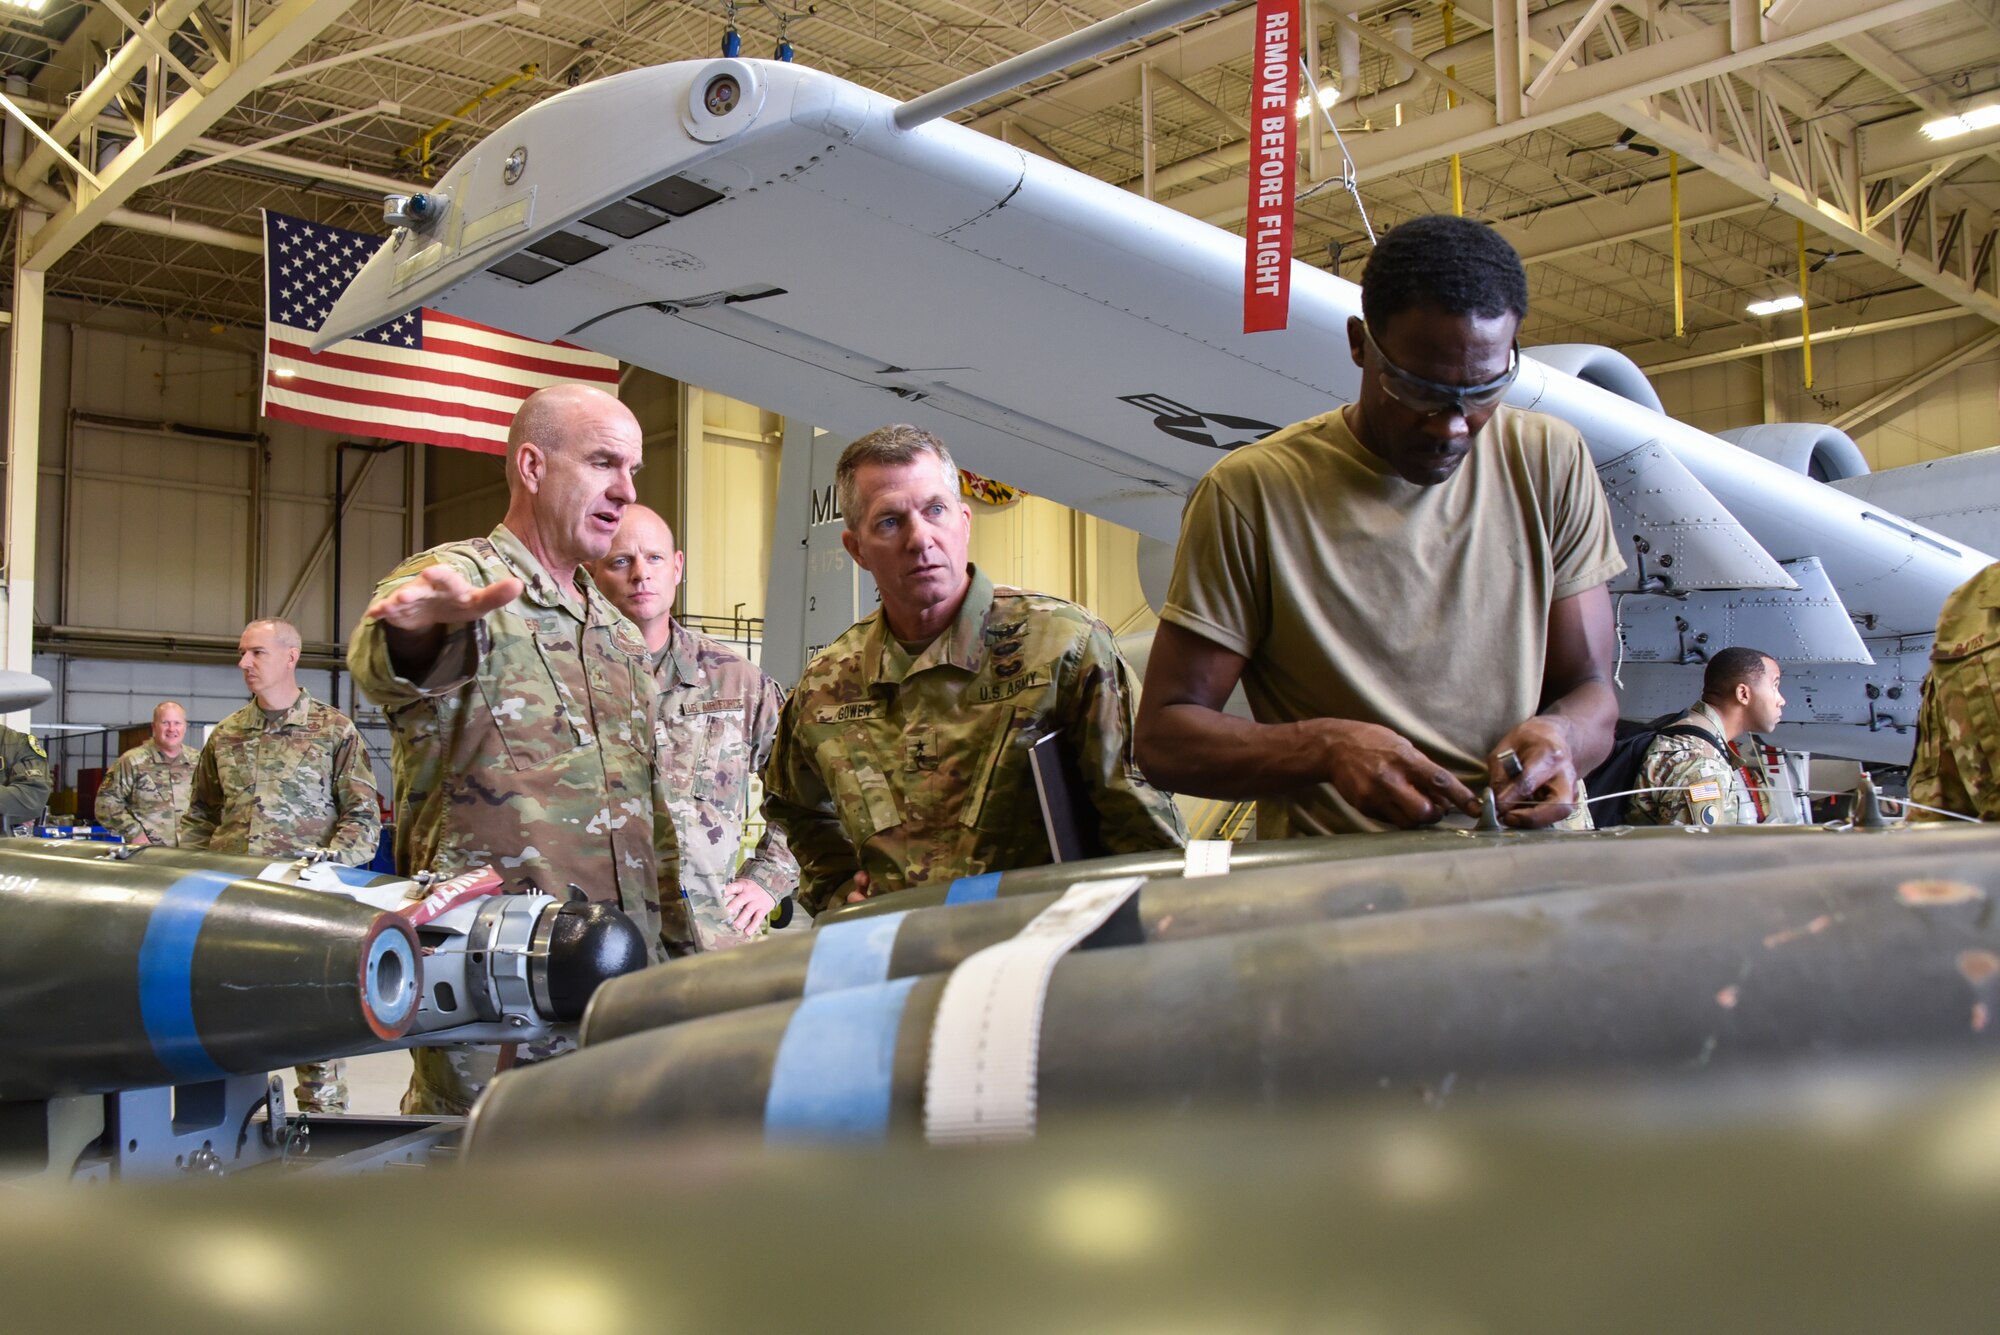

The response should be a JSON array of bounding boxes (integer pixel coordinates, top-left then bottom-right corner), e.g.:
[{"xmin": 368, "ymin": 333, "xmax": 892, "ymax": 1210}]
[
  {"xmin": 181, "ymin": 618, "xmax": 380, "ymax": 864},
  {"xmin": 183, "ymin": 618, "xmax": 382, "ymax": 1117},
  {"xmin": 592, "ymin": 505, "xmax": 797, "ymax": 951},
  {"xmin": 349, "ymin": 383, "xmax": 680, "ymax": 1115},
  {"xmin": 95, "ymin": 701, "xmax": 197, "ymax": 845}
]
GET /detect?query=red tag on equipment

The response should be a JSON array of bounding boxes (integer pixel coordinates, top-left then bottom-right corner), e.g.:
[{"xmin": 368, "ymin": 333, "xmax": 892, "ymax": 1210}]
[{"xmin": 1243, "ymin": 0, "xmax": 1299, "ymax": 333}]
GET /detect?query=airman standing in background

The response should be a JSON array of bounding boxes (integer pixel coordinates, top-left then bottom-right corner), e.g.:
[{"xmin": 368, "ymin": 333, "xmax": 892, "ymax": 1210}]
[
  {"xmin": 0, "ymin": 721, "xmax": 50, "ymax": 832},
  {"xmin": 591, "ymin": 504, "xmax": 797, "ymax": 951},
  {"xmin": 182, "ymin": 617, "xmax": 382, "ymax": 1114},
  {"xmin": 95, "ymin": 701, "xmax": 197, "ymax": 845},
  {"xmin": 1627, "ymin": 648, "xmax": 1791, "ymax": 827}
]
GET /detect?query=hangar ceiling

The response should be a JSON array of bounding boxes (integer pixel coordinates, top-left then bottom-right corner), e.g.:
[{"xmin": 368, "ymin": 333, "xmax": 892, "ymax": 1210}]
[{"xmin": 0, "ymin": 0, "xmax": 1997, "ymax": 373}]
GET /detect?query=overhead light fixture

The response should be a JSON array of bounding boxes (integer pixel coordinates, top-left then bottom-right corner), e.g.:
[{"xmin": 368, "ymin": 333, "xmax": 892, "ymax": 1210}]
[
  {"xmin": 1922, "ymin": 104, "xmax": 2000, "ymax": 140},
  {"xmin": 0, "ymin": 0, "xmax": 47, "ymax": 11},
  {"xmin": 1295, "ymin": 84, "xmax": 1339, "ymax": 121},
  {"xmin": 1746, "ymin": 294, "xmax": 1805, "ymax": 316}
]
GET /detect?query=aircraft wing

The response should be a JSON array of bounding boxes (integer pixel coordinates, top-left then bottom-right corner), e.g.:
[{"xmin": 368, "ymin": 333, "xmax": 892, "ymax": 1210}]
[{"xmin": 317, "ymin": 58, "xmax": 1990, "ymax": 765}]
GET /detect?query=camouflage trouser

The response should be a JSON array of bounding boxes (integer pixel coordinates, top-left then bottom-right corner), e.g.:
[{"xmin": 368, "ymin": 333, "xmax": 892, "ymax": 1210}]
[
  {"xmin": 686, "ymin": 881, "xmax": 769, "ymax": 953},
  {"xmin": 399, "ymin": 1037, "xmax": 576, "ymax": 1116},
  {"xmin": 293, "ymin": 1061, "xmax": 348, "ymax": 1114}
]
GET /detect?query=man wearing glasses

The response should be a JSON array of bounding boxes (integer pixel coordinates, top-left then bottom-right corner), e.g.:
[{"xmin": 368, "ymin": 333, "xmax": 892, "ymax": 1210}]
[{"xmin": 1134, "ymin": 213, "xmax": 1625, "ymax": 833}]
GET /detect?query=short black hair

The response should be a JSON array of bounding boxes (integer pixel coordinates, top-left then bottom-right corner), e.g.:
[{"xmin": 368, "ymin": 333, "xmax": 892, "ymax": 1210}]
[
  {"xmin": 1703, "ymin": 646, "xmax": 1775, "ymax": 701},
  {"xmin": 1359, "ymin": 214, "xmax": 1530, "ymax": 331}
]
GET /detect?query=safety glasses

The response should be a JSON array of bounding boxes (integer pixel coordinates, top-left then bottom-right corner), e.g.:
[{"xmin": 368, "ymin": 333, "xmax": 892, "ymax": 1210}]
[{"xmin": 1360, "ymin": 321, "xmax": 1520, "ymax": 418}]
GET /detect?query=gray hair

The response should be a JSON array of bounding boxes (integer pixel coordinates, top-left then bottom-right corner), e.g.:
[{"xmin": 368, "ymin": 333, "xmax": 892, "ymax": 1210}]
[
  {"xmin": 244, "ymin": 618, "xmax": 302, "ymax": 650},
  {"xmin": 835, "ymin": 425, "xmax": 958, "ymax": 532}
]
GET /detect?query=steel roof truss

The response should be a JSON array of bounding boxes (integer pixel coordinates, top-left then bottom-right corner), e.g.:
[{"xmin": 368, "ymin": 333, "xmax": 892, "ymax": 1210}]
[{"xmin": 23, "ymin": 0, "xmax": 363, "ymax": 273}]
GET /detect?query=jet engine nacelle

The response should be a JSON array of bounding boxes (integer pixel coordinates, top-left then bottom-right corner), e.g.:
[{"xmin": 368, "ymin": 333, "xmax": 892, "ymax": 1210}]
[{"xmin": 1718, "ymin": 424, "xmax": 1871, "ymax": 483}]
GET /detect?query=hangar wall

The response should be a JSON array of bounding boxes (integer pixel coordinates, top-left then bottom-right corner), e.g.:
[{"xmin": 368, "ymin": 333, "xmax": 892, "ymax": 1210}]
[
  {"xmin": 0, "ymin": 308, "xmax": 419, "ymax": 798},
  {"xmin": 967, "ymin": 493, "xmax": 1156, "ymax": 639},
  {"xmin": 678, "ymin": 385, "xmax": 782, "ymax": 630},
  {"xmin": 1653, "ymin": 315, "xmax": 2000, "ymax": 473},
  {"xmin": 0, "ymin": 308, "xmax": 418, "ymax": 657},
  {"xmin": 423, "ymin": 444, "xmax": 506, "ymax": 547}
]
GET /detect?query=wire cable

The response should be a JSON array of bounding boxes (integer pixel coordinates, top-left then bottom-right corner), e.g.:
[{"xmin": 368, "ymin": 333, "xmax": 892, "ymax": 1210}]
[
  {"xmin": 1585, "ymin": 784, "xmax": 1983, "ymax": 825},
  {"xmin": 1295, "ymin": 58, "xmax": 1375, "ymax": 244},
  {"xmin": 1612, "ymin": 590, "xmax": 1631, "ymax": 689}
]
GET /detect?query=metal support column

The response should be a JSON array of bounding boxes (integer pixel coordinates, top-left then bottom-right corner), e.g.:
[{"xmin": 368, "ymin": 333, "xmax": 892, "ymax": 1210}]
[
  {"xmin": 4, "ymin": 220, "xmax": 44, "ymax": 726},
  {"xmin": 1491, "ymin": 0, "xmax": 1526, "ymax": 125},
  {"xmin": 675, "ymin": 381, "xmax": 703, "ymax": 620},
  {"xmin": 1140, "ymin": 63, "xmax": 1157, "ymax": 201},
  {"xmin": 404, "ymin": 439, "xmax": 425, "ymax": 557},
  {"xmin": 1669, "ymin": 151, "xmax": 1684, "ymax": 337}
]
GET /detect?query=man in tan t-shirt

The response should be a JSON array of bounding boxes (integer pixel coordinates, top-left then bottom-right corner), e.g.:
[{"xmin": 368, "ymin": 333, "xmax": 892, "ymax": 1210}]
[{"xmin": 1134, "ymin": 214, "xmax": 1625, "ymax": 834}]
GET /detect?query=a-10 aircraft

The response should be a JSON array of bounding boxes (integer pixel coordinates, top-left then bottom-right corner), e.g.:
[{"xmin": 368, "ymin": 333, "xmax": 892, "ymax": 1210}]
[{"xmin": 315, "ymin": 56, "xmax": 1992, "ymax": 768}]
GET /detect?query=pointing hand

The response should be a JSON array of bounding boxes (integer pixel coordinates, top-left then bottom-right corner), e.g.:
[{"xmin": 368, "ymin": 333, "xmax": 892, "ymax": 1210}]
[{"xmin": 366, "ymin": 565, "xmax": 523, "ymax": 633}]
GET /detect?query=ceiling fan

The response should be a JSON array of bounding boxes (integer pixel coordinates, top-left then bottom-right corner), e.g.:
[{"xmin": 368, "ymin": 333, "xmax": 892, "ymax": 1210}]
[
  {"xmin": 1565, "ymin": 128, "xmax": 1661, "ymax": 158},
  {"xmin": 1808, "ymin": 248, "xmax": 1860, "ymax": 272}
]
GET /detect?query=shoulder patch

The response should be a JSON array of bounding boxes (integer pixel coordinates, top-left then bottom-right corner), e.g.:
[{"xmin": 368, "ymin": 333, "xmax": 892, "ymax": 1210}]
[
  {"xmin": 26, "ymin": 734, "xmax": 44, "ymax": 758},
  {"xmin": 389, "ymin": 543, "xmax": 493, "ymax": 591},
  {"xmin": 607, "ymin": 618, "xmax": 648, "ymax": 655},
  {"xmin": 694, "ymin": 632, "xmax": 752, "ymax": 670},
  {"xmin": 438, "ymin": 540, "xmax": 502, "ymax": 585},
  {"xmin": 997, "ymin": 590, "xmax": 1083, "ymax": 620}
]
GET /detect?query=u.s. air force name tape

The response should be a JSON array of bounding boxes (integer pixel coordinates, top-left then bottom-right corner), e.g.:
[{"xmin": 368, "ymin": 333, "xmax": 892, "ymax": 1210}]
[
  {"xmin": 801, "ymin": 910, "xmax": 911, "ymax": 996},
  {"xmin": 922, "ymin": 874, "xmax": 1148, "ymax": 1145},
  {"xmin": 1184, "ymin": 839, "xmax": 1233, "ymax": 877}
]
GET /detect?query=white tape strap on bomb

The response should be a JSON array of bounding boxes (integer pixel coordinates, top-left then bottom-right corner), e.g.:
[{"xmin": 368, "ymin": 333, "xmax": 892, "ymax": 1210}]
[
  {"xmin": 1183, "ymin": 839, "xmax": 1232, "ymax": 877},
  {"xmin": 922, "ymin": 874, "xmax": 1145, "ymax": 1145}
]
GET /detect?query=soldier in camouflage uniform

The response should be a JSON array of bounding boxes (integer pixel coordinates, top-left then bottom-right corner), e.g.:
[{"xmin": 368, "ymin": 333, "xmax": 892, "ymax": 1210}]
[
  {"xmin": 95, "ymin": 701, "xmax": 197, "ymax": 845},
  {"xmin": 1628, "ymin": 647, "xmax": 1790, "ymax": 827},
  {"xmin": 182, "ymin": 618, "xmax": 382, "ymax": 1113},
  {"xmin": 763, "ymin": 425, "xmax": 1184, "ymax": 915},
  {"xmin": 591, "ymin": 505, "xmax": 797, "ymax": 952},
  {"xmin": 349, "ymin": 384, "xmax": 679, "ymax": 1114},
  {"xmin": 1912, "ymin": 562, "xmax": 2000, "ymax": 820},
  {"xmin": 0, "ymin": 721, "xmax": 50, "ymax": 831}
]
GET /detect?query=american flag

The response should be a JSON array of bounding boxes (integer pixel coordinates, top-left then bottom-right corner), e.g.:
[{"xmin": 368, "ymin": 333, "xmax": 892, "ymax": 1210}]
[{"xmin": 260, "ymin": 209, "xmax": 620, "ymax": 454}]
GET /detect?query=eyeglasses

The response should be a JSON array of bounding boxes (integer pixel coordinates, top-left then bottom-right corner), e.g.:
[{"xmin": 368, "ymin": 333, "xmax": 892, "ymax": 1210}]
[{"xmin": 1360, "ymin": 321, "xmax": 1520, "ymax": 418}]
